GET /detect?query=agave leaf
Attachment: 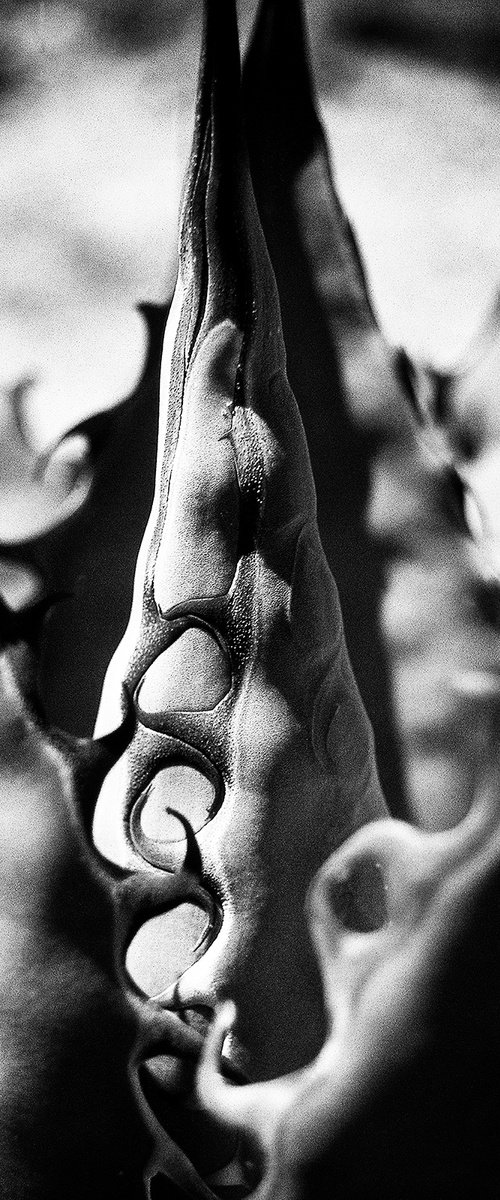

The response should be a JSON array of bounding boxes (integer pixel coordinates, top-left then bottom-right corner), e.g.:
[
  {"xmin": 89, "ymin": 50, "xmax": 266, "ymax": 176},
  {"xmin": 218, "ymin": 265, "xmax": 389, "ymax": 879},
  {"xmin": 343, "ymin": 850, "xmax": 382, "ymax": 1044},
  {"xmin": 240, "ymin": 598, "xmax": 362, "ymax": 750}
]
[
  {"xmin": 0, "ymin": 590, "xmax": 230, "ymax": 1200},
  {"xmin": 94, "ymin": 13, "xmax": 388, "ymax": 1193},
  {"xmin": 370, "ymin": 304, "xmax": 500, "ymax": 830},
  {"xmin": 0, "ymin": 303, "xmax": 170, "ymax": 737},
  {"xmin": 39, "ymin": 301, "xmax": 171, "ymax": 737},
  {"xmin": 242, "ymin": 0, "xmax": 500, "ymax": 832},
  {"xmin": 0, "ymin": 598, "xmax": 150, "ymax": 1199},
  {"xmin": 241, "ymin": 0, "xmax": 411, "ymax": 816},
  {"xmin": 198, "ymin": 689, "xmax": 500, "ymax": 1198}
]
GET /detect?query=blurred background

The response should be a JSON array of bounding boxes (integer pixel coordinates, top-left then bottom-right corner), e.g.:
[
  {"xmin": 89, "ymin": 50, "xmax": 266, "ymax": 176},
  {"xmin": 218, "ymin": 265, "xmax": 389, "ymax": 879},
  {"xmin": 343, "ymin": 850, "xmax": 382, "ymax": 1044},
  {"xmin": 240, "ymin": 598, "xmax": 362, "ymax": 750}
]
[{"xmin": 0, "ymin": 0, "xmax": 499, "ymax": 446}]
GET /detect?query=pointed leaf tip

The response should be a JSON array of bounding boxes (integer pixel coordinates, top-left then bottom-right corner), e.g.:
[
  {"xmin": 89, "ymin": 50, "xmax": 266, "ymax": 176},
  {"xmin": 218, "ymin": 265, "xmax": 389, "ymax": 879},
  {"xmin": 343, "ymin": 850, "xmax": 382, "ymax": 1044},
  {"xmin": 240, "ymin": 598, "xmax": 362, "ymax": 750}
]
[
  {"xmin": 244, "ymin": 0, "xmax": 316, "ymax": 137},
  {"xmin": 178, "ymin": 0, "xmax": 258, "ymax": 344}
]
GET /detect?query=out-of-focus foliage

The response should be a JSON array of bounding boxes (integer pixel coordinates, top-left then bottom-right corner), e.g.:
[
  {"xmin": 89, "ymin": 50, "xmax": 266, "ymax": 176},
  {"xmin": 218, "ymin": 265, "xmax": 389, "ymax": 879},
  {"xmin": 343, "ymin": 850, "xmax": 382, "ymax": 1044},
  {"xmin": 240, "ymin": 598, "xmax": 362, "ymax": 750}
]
[
  {"xmin": 2, "ymin": 0, "xmax": 499, "ymax": 71},
  {"xmin": 330, "ymin": 0, "xmax": 500, "ymax": 72}
]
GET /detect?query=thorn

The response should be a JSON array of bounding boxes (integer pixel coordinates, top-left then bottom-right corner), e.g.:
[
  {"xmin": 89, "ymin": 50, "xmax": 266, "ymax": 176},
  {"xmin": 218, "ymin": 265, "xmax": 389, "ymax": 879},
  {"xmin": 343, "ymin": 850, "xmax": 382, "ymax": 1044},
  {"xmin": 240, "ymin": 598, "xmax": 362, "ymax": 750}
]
[
  {"xmin": 166, "ymin": 809, "xmax": 204, "ymax": 880},
  {"xmin": 196, "ymin": 1000, "xmax": 239, "ymax": 1126},
  {"xmin": 53, "ymin": 688, "xmax": 136, "ymax": 835},
  {"xmin": 136, "ymin": 301, "xmax": 172, "ymax": 386},
  {"xmin": 48, "ymin": 409, "xmax": 116, "ymax": 466},
  {"xmin": 0, "ymin": 590, "xmax": 69, "ymax": 651},
  {"xmin": 393, "ymin": 347, "xmax": 422, "ymax": 417},
  {"xmin": 138, "ymin": 300, "xmax": 172, "ymax": 343},
  {"xmin": 93, "ymin": 685, "xmax": 137, "ymax": 768}
]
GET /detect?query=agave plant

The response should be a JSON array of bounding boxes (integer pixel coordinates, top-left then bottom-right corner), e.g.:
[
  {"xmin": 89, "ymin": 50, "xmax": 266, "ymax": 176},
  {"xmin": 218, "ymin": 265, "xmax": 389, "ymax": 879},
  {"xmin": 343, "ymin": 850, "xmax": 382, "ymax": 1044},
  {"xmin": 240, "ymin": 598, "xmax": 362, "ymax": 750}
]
[
  {"xmin": 0, "ymin": 0, "xmax": 499, "ymax": 1198},
  {"xmin": 242, "ymin": 0, "xmax": 500, "ymax": 834}
]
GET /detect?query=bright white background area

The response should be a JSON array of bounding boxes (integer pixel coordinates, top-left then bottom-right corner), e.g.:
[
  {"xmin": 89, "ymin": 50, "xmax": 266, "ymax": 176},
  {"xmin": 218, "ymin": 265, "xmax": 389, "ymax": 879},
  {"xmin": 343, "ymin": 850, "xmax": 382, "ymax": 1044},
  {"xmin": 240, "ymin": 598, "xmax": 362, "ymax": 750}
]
[{"xmin": 0, "ymin": 1, "xmax": 499, "ymax": 447}]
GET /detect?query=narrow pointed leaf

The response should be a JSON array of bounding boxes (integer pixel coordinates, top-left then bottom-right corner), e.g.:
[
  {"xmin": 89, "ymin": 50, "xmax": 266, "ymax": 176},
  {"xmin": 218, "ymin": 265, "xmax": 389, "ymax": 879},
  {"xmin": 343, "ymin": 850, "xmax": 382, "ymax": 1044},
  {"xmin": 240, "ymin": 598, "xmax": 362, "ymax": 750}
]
[{"xmin": 95, "ymin": 0, "xmax": 388, "ymax": 1133}]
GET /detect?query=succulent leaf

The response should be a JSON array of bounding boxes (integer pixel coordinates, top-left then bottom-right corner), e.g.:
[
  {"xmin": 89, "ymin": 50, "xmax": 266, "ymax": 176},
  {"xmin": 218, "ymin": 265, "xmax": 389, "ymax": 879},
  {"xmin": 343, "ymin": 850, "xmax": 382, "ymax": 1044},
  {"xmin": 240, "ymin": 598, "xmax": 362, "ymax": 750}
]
[{"xmin": 94, "ymin": 18, "xmax": 388, "ymax": 1197}]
